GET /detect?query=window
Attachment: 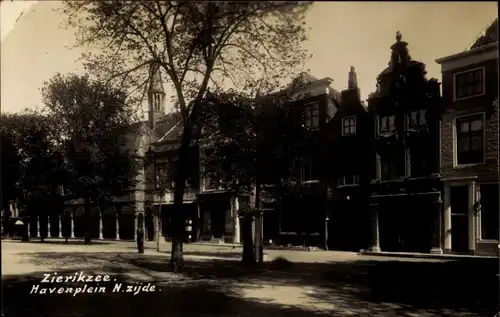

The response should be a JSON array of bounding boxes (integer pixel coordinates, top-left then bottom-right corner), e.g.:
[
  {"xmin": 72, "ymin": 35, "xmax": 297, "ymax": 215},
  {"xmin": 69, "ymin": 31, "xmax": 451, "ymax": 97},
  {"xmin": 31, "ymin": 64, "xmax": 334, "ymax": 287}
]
[
  {"xmin": 455, "ymin": 114, "xmax": 484, "ymax": 165},
  {"xmin": 342, "ymin": 116, "xmax": 356, "ymax": 136},
  {"xmin": 408, "ymin": 109, "xmax": 427, "ymax": 129},
  {"xmin": 202, "ymin": 164, "xmax": 218, "ymax": 191},
  {"xmin": 201, "ymin": 148, "xmax": 218, "ymax": 191},
  {"xmin": 381, "ymin": 159, "xmax": 398, "ymax": 180},
  {"xmin": 479, "ymin": 183, "xmax": 499, "ymax": 240},
  {"xmin": 302, "ymin": 103, "xmax": 320, "ymax": 129},
  {"xmin": 379, "ymin": 115, "xmax": 396, "ymax": 134},
  {"xmin": 153, "ymin": 94, "xmax": 162, "ymax": 111},
  {"xmin": 410, "ymin": 150, "xmax": 429, "ymax": 178},
  {"xmin": 302, "ymin": 155, "xmax": 320, "ymax": 182},
  {"xmin": 454, "ymin": 68, "xmax": 484, "ymax": 100},
  {"xmin": 338, "ymin": 174, "xmax": 359, "ymax": 186},
  {"xmin": 155, "ymin": 163, "xmax": 168, "ymax": 189}
]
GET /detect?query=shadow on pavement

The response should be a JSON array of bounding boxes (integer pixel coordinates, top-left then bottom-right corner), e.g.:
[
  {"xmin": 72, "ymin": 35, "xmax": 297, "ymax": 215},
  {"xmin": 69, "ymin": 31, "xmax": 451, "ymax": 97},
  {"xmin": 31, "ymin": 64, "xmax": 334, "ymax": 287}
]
[
  {"xmin": 14, "ymin": 239, "xmax": 115, "ymax": 246},
  {"xmin": 3, "ymin": 251, "xmax": 499, "ymax": 317},
  {"xmin": 3, "ymin": 272, "xmax": 337, "ymax": 317}
]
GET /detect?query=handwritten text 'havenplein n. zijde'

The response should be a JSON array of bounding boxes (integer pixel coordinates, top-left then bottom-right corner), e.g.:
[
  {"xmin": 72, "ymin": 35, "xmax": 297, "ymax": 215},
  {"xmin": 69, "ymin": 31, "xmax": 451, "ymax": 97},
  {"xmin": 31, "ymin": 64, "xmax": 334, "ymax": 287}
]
[{"xmin": 30, "ymin": 272, "xmax": 157, "ymax": 296}]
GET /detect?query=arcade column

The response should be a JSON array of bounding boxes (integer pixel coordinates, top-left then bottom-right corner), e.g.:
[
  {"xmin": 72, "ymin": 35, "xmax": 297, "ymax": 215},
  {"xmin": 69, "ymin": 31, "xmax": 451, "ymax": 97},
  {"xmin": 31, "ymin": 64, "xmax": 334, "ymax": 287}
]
[
  {"xmin": 370, "ymin": 204, "xmax": 381, "ymax": 253},
  {"xmin": 70, "ymin": 211, "xmax": 75, "ymax": 239},
  {"xmin": 58, "ymin": 215, "xmax": 63, "ymax": 238},
  {"xmin": 36, "ymin": 216, "xmax": 41, "ymax": 238},
  {"xmin": 115, "ymin": 210, "xmax": 121, "ymax": 240}
]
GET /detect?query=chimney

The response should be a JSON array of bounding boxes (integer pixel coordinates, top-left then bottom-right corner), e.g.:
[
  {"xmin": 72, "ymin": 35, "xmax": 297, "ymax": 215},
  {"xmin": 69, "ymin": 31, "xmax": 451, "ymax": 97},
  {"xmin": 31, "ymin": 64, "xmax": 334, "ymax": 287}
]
[{"xmin": 348, "ymin": 66, "xmax": 358, "ymax": 90}]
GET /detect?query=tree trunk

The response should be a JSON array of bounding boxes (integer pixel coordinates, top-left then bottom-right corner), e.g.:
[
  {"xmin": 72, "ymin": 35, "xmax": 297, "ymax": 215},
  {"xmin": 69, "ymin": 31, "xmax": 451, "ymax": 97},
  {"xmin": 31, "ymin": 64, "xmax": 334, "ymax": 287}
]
[
  {"xmin": 241, "ymin": 181, "xmax": 261, "ymax": 265},
  {"xmin": 170, "ymin": 124, "xmax": 192, "ymax": 273},
  {"xmin": 253, "ymin": 181, "xmax": 263, "ymax": 263},
  {"xmin": 83, "ymin": 196, "xmax": 92, "ymax": 245},
  {"xmin": 241, "ymin": 214, "xmax": 255, "ymax": 265}
]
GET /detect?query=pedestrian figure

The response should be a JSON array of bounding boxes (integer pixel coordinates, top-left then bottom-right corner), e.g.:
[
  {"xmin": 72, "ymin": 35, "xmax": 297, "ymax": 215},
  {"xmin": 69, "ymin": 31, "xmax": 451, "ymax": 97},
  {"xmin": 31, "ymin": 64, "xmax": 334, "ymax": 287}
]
[{"xmin": 137, "ymin": 216, "xmax": 145, "ymax": 254}]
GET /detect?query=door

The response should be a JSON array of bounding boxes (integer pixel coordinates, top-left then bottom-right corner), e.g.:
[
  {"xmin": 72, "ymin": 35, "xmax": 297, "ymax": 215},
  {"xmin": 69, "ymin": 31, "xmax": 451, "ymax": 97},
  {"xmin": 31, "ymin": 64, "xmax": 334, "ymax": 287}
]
[
  {"xmin": 211, "ymin": 200, "xmax": 226, "ymax": 239},
  {"xmin": 450, "ymin": 185, "xmax": 469, "ymax": 253},
  {"xmin": 145, "ymin": 208, "xmax": 155, "ymax": 241}
]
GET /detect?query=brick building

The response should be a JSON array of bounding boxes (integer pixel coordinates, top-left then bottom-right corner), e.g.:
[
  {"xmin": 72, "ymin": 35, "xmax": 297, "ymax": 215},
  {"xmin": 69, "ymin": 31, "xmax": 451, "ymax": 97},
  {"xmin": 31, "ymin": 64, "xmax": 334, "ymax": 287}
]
[
  {"xmin": 260, "ymin": 73, "xmax": 340, "ymax": 247},
  {"xmin": 367, "ymin": 32, "xmax": 443, "ymax": 254},
  {"xmin": 148, "ymin": 73, "xmax": 342, "ymax": 246},
  {"xmin": 324, "ymin": 67, "xmax": 374, "ymax": 251},
  {"xmin": 435, "ymin": 18, "xmax": 499, "ymax": 255}
]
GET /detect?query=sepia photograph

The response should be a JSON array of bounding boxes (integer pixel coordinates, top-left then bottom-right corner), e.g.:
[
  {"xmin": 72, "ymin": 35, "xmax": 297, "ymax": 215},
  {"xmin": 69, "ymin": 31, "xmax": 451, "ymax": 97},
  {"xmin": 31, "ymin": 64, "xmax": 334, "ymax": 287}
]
[{"xmin": 1, "ymin": 1, "xmax": 499, "ymax": 316}]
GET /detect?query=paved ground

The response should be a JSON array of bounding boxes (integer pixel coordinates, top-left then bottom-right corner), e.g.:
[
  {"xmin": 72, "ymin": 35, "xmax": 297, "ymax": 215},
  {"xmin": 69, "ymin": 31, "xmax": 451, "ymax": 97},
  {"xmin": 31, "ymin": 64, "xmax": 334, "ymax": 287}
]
[{"xmin": 2, "ymin": 239, "xmax": 499, "ymax": 317}]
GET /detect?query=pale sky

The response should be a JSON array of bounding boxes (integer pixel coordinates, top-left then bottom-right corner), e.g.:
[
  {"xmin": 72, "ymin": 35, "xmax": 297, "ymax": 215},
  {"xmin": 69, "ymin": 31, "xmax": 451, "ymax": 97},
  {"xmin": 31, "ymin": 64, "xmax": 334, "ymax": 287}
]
[{"xmin": 1, "ymin": 1, "xmax": 498, "ymax": 114}]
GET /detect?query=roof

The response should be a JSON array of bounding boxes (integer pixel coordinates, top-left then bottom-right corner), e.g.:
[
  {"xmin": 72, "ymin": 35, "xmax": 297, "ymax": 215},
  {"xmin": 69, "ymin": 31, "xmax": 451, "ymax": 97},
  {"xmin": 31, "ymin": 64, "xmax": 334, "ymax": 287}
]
[
  {"xmin": 152, "ymin": 112, "xmax": 183, "ymax": 144},
  {"xmin": 379, "ymin": 60, "xmax": 424, "ymax": 76},
  {"xmin": 270, "ymin": 72, "xmax": 341, "ymax": 102},
  {"xmin": 467, "ymin": 18, "xmax": 498, "ymax": 51},
  {"xmin": 435, "ymin": 18, "xmax": 499, "ymax": 64}
]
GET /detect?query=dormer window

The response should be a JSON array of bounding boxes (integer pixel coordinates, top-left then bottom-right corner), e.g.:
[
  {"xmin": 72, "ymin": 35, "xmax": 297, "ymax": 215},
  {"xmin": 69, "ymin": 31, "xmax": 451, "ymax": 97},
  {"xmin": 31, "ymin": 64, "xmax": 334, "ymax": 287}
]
[
  {"xmin": 153, "ymin": 94, "xmax": 162, "ymax": 111},
  {"xmin": 408, "ymin": 109, "xmax": 427, "ymax": 129},
  {"xmin": 342, "ymin": 116, "xmax": 356, "ymax": 136},
  {"xmin": 302, "ymin": 103, "xmax": 320, "ymax": 129},
  {"xmin": 378, "ymin": 115, "xmax": 396, "ymax": 134}
]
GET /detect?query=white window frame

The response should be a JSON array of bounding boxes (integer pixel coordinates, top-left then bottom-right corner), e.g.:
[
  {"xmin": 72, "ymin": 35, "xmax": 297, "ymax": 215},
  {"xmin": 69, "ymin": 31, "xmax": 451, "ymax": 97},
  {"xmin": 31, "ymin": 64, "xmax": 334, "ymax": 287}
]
[
  {"xmin": 453, "ymin": 66, "xmax": 486, "ymax": 102},
  {"xmin": 452, "ymin": 112, "xmax": 486, "ymax": 168},
  {"xmin": 342, "ymin": 116, "xmax": 357, "ymax": 136},
  {"xmin": 476, "ymin": 182, "xmax": 500, "ymax": 243}
]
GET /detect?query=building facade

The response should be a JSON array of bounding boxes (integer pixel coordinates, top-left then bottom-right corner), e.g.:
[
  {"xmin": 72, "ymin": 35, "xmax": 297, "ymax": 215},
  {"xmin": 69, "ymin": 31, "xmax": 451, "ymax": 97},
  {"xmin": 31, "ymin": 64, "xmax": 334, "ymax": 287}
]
[
  {"xmin": 435, "ymin": 18, "xmax": 499, "ymax": 256},
  {"xmin": 149, "ymin": 72, "xmax": 341, "ymax": 247},
  {"xmin": 150, "ymin": 134, "xmax": 244, "ymax": 244},
  {"xmin": 259, "ymin": 73, "xmax": 340, "ymax": 247},
  {"xmin": 325, "ymin": 67, "xmax": 374, "ymax": 251},
  {"xmin": 368, "ymin": 32, "xmax": 443, "ymax": 254}
]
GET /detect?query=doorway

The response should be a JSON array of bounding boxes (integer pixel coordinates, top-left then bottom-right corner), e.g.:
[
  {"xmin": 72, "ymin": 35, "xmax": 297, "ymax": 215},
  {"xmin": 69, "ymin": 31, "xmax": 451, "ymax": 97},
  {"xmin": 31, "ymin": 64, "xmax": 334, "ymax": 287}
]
[
  {"xmin": 450, "ymin": 185, "xmax": 469, "ymax": 253},
  {"xmin": 145, "ymin": 208, "xmax": 155, "ymax": 241}
]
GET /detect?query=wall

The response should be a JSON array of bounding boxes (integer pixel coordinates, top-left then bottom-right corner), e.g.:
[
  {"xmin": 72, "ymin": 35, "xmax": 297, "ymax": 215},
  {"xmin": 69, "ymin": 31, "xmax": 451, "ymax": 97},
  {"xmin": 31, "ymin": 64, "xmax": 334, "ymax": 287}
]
[{"xmin": 440, "ymin": 58, "xmax": 499, "ymax": 183}]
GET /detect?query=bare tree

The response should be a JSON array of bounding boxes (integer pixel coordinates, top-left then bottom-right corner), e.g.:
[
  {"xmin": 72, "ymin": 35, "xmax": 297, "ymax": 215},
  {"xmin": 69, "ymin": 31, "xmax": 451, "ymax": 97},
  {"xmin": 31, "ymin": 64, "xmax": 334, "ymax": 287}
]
[{"xmin": 60, "ymin": 1, "xmax": 313, "ymax": 272}]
